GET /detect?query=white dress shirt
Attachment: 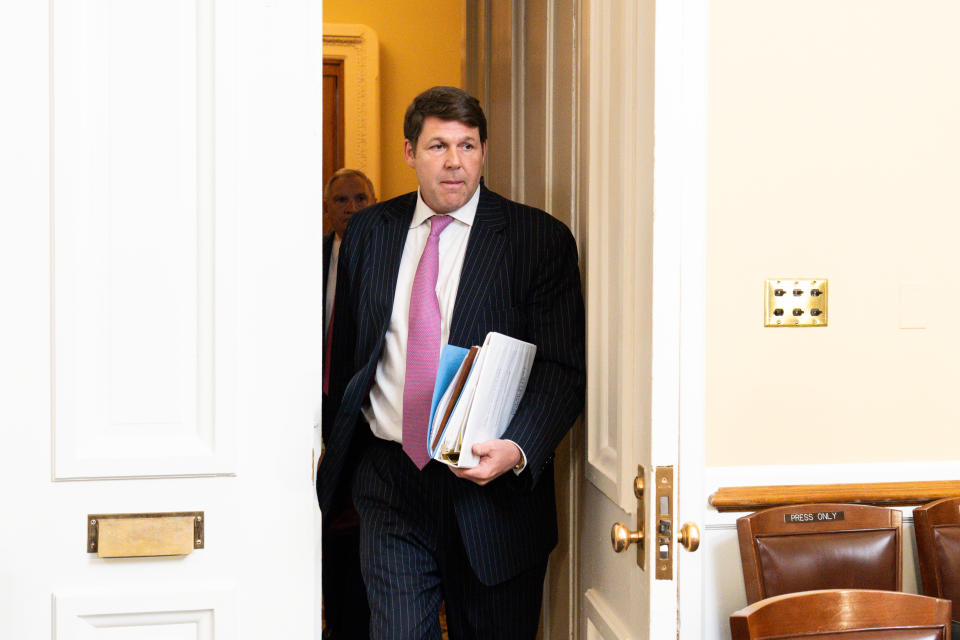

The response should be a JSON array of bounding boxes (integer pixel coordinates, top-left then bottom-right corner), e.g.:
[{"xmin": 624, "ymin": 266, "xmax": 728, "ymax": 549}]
[
  {"xmin": 362, "ymin": 187, "xmax": 479, "ymax": 442},
  {"xmin": 324, "ymin": 234, "xmax": 341, "ymax": 331}
]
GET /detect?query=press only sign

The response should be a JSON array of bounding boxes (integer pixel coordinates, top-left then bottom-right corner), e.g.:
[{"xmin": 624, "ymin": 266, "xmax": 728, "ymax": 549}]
[{"xmin": 783, "ymin": 511, "xmax": 845, "ymax": 523}]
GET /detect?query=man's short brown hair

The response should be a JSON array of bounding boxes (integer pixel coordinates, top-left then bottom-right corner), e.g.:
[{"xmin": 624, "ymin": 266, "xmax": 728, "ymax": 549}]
[{"xmin": 403, "ymin": 86, "xmax": 487, "ymax": 149}]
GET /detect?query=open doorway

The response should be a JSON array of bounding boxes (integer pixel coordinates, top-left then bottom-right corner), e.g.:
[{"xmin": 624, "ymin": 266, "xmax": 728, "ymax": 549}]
[{"xmin": 320, "ymin": 2, "xmax": 581, "ymax": 637}]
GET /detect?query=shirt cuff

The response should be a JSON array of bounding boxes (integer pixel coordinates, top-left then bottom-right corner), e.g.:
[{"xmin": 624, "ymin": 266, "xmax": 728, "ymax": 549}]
[{"xmin": 503, "ymin": 439, "xmax": 527, "ymax": 474}]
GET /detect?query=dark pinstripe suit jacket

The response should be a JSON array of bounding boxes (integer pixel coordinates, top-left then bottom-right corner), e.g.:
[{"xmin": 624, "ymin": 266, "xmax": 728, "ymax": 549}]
[
  {"xmin": 318, "ymin": 185, "xmax": 585, "ymax": 586},
  {"xmin": 322, "ymin": 232, "xmax": 334, "ymax": 337}
]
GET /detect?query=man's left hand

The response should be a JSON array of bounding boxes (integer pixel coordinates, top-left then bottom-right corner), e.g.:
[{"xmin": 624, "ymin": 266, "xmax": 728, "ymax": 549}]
[{"xmin": 449, "ymin": 439, "xmax": 521, "ymax": 486}]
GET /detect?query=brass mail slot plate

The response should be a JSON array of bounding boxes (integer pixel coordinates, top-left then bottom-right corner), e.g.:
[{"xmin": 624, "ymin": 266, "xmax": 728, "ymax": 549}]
[{"xmin": 88, "ymin": 512, "xmax": 204, "ymax": 558}]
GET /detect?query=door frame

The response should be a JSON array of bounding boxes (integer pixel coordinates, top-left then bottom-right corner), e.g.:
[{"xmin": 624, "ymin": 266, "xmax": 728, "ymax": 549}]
[
  {"xmin": 650, "ymin": 0, "xmax": 709, "ymax": 636},
  {"xmin": 321, "ymin": 23, "xmax": 381, "ymax": 198}
]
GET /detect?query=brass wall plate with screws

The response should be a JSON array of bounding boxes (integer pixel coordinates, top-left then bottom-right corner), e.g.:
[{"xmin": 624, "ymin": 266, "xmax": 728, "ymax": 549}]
[{"xmin": 765, "ymin": 279, "xmax": 828, "ymax": 327}]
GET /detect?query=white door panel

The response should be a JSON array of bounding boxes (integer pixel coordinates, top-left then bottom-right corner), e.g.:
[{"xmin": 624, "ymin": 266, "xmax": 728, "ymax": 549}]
[
  {"xmin": 583, "ymin": 588, "xmax": 634, "ymax": 640},
  {"xmin": 1, "ymin": 0, "xmax": 322, "ymax": 636},
  {"xmin": 54, "ymin": 589, "xmax": 235, "ymax": 640},
  {"xmin": 51, "ymin": 0, "xmax": 228, "ymax": 480}
]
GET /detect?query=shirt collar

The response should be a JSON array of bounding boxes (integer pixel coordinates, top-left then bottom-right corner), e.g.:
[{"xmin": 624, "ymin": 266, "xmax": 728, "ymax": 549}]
[{"xmin": 411, "ymin": 185, "xmax": 480, "ymax": 230}]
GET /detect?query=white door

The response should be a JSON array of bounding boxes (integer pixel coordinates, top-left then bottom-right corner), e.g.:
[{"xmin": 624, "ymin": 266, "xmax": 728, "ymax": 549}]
[
  {"xmin": 0, "ymin": 1, "xmax": 324, "ymax": 637},
  {"xmin": 576, "ymin": 0, "xmax": 659, "ymax": 636},
  {"xmin": 577, "ymin": 0, "xmax": 709, "ymax": 638}
]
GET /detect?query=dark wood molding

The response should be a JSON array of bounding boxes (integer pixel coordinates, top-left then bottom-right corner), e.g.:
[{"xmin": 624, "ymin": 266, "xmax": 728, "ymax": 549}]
[
  {"xmin": 710, "ymin": 480, "xmax": 960, "ymax": 512},
  {"xmin": 322, "ymin": 58, "xmax": 345, "ymax": 189}
]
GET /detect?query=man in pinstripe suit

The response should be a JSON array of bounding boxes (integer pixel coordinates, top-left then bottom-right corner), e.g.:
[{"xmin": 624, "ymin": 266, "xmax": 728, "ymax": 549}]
[{"xmin": 318, "ymin": 86, "xmax": 585, "ymax": 639}]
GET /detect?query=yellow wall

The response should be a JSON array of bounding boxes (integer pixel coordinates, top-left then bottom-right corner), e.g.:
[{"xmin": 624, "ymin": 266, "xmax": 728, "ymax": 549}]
[
  {"xmin": 707, "ymin": 0, "xmax": 960, "ymax": 466},
  {"xmin": 324, "ymin": 0, "xmax": 464, "ymax": 200}
]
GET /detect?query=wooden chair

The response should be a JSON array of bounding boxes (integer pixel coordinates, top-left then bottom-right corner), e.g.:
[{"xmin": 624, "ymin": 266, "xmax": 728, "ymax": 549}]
[
  {"xmin": 730, "ymin": 589, "xmax": 952, "ymax": 640},
  {"xmin": 737, "ymin": 503, "xmax": 902, "ymax": 604},
  {"xmin": 914, "ymin": 497, "xmax": 960, "ymax": 637}
]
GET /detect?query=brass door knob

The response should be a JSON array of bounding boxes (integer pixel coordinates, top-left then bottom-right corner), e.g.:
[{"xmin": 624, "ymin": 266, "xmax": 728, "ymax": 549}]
[
  {"xmin": 677, "ymin": 522, "xmax": 701, "ymax": 552},
  {"xmin": 611, "ymin": 522, "xmax": 643, "ymax": 553}
]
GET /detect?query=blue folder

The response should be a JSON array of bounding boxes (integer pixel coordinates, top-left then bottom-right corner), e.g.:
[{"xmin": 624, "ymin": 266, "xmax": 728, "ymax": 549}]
[{"xmin": 427, "ymin": 344, "xmax": 470, "ymax": 457}]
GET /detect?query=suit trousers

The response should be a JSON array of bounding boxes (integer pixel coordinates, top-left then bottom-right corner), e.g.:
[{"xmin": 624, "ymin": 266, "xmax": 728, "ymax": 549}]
[{"xmin": 353, "ymin": 438, "xmax": 548, "ymax": 640}]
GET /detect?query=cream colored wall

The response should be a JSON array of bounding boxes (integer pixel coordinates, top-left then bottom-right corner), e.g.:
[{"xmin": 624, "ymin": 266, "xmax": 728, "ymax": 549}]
[
  {"xmin": 323, "ymin": 0, "xmax": 464, "ymax": 201},
  {"xmin": 707, "ymin": 0, "xmax": 960, "ymax": 466}
]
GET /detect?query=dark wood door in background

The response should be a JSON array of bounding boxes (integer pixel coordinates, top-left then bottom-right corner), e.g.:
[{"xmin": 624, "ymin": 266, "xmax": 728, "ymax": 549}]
[{"xmin": 323, "ymin": 59, "xmax": 345, "ymax": 234}]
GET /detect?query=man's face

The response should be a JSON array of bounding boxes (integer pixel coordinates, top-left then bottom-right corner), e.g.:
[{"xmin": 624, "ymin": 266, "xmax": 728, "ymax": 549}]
[
  {"xmin": 325, "ymin": 175, "xmax": 375, "ymax": 238},
  {"xmin": 404, "ymin": 117, "xmax": 486, "ymax": 214}
]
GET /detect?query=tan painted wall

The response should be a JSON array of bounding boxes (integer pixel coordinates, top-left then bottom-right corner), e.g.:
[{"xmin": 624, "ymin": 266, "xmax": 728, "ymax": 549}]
[
  {"xmin": 707, "ymin": 0, "xmax": 960, "ymax": 466},
  {"xmin": 324, "ymin": 0, "xmax": 464, "ymax": 201}
]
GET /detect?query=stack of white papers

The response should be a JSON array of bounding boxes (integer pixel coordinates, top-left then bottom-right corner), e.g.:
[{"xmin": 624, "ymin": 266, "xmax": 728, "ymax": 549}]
[{"xmin": 427, "ymin": 332, "xmax": 536, "ymax": 467}]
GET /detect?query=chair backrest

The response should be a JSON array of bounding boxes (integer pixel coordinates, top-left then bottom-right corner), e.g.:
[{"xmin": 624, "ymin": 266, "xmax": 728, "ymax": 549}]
[
  {"xmin": 914, "ymin": 496, "xmax": 960, "ymax": 623},
  {"xmin": 737, "ymin": 503, "xmax": 902, "ymax": 604},
  {"xmin": 729, "ymin": 589, "xmax": 951, "ymax": 640}
]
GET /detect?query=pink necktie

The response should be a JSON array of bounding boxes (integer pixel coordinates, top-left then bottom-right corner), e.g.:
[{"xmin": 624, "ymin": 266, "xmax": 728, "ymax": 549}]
[{"xmin": 403, "ymin": 214, "xmax": 455, "ymax": 469}]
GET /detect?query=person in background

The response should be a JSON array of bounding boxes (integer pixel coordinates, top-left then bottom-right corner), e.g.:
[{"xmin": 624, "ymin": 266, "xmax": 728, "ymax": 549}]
[
  {"xmin": 324, "ymin": 168, "xmax": 376, "ymax": 346},
  {"xmin": 318, "ymin": 86, "xmax": 585, "ymax": 639},
  {"xmin": 321, "ymin": 167, "xmax": 376, "ymax": 639}
]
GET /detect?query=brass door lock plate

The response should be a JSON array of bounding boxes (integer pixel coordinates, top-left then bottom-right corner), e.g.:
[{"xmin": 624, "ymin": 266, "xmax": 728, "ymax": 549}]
[
  {"xmin": 655, "ymin": 466, "xmax": 673, "ymax": 580},
  {"xmin": 765, "ymin": 279, "xmax": 828, "ymax": 327}
]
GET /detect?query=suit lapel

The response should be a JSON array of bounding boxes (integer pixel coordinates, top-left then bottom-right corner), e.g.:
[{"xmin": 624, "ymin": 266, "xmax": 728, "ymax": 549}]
[
  {"xmin": 364, "ymin": 194, "xmax": 415, "ymax": 333},
  {"xmin": 450, "ymin": 187, "xmax": 507, "ymax": 344},
  {"xmin": 322, "ymin": 233, "xmax": 333, "ymax": 279}
]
